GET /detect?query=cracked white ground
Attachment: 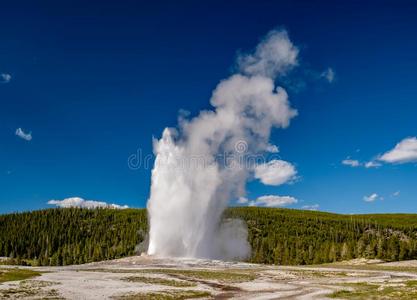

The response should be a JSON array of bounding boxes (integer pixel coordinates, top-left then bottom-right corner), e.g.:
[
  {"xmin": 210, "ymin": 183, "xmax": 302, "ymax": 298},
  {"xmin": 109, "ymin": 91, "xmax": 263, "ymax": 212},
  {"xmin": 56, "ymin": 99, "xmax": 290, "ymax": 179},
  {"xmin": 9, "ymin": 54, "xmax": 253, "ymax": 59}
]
[{"xmin": 2, "ymin": 256, "xmax": 417, "ymax": 299}]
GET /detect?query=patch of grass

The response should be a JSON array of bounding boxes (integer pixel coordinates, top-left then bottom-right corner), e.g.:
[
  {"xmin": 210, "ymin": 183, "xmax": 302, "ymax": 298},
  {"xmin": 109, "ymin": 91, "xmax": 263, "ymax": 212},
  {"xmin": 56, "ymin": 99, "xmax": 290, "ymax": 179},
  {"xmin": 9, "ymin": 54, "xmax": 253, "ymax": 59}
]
[
  {"xmin": 112, "ymin": 290, "xmax": 211, "ymax": 300},
  {"xmin": 123, "ymin": 276, "xmax": 196, "ymax": 287},
  {"xmin": 328, "ymin": 282, "xmax": 379, "ymax": 299},
  {"xmin": 0, "ymin": 287, "xmax": 38, "ymax": 298},
  {"xmin": 0, "ymin": 280, "xmax": 63, "ymax": 299},
  {"xmin": 148, "ymin": 269, "xmax": 255, "ymax": 283},
  {"xmin": 0, "ymin": 268, "xmax": 41, "ymax": 283},
  {"xmin": 406, "ymin": 280, "xmax": 417, "ymax": 287},
  {"xmin": 0, "ymin": 258, "xmax": 38, "ymax": 266},
  {"xmin": 329, "ymin": 289, "xmax": 354, "ymax": 298},
  {"xmin": 86, "ymin": 268, "xmax": 255, "ymax": 283},
  {"xmin": 328, "ymin": 280, "xmax": 417, "ymax": 299},
  {"xmin": 317, "ymin": 263, "xmax": 417, "ymax": 273},
  {"xmin": 289, "ymin": 269, "xmax": 348, "ymax": 278}
]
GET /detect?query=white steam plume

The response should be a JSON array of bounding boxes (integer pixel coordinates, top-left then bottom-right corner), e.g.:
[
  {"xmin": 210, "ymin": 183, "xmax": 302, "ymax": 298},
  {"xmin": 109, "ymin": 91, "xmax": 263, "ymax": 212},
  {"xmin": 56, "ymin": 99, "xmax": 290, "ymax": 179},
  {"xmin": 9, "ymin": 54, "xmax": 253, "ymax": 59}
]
[{"xmin": 147, "ymin": 29, "xmax": 298, "ymax": 260}]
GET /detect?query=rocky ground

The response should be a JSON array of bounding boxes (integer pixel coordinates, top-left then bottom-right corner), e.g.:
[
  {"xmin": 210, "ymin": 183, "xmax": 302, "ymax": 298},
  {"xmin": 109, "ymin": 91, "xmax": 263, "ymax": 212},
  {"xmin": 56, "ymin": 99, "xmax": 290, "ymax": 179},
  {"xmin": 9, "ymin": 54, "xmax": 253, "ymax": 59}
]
[{"xmin": 2, "ymin": 256, "xmax": 417, "ymax": 299}]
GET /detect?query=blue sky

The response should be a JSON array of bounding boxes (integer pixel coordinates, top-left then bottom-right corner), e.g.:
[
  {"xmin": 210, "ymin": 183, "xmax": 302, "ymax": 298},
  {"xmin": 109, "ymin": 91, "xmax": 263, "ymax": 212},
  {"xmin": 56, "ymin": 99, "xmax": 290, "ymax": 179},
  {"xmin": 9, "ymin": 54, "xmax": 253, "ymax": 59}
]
[{"xmin": 1, "ymin": 0, "xmax": 417, "ymax": 214}]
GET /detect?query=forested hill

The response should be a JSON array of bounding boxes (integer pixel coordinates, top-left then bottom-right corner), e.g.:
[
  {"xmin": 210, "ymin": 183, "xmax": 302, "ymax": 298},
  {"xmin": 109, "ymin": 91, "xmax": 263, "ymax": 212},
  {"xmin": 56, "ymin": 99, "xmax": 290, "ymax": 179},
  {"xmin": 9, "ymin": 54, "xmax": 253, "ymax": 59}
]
[{"xmin": 1, "ymin": 207, "xmax": 417, "ymax": 266}]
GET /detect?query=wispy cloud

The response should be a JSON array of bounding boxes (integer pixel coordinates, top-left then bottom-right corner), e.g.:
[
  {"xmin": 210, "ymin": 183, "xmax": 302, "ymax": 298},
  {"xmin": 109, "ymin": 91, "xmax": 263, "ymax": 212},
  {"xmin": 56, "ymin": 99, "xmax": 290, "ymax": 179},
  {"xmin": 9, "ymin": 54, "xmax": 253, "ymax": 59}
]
[
  {"xmin": 342, "ymin": 159, "xmax": 360, "ymax": 167},
  {"xmin": 15, "ymin": 128, "xmax": 32, "ymax": 141},
  {"xmin": 321, "ymin": 68, "xmax": 335, "ymax": 83},
  {"xmin": 363, "ymin": 193, "xmax": 379, "ymax": 202},
  {"xmin": 254, "ymin": 159, "xmax": 297, "ymax": 186},
  {"xmin": 1, "ymin": 73, "xmax": 11, "ymax": 83},
  {"xmin": 301, "ymin": 204, "xmax": 320, "ymax": 211},
  {"xmin": 364, "ymin": 161, "xmax": 382, "ymax": 168},
  {"xmin": 265, "ymin": 144, "xmax": 279, "ymax": 153},
  {"xmin": 250, "ymin": 195, "xmax": 297, "ymax": 207},
  {"xmin": 342, "ymin": 158, "xmax": 381, "ymax": 169},
  {"xmin": 237, "ymin": 197, "xmax": 249, "ymax": 204},
  {"xmin": 47, "ymin": 197, "xmax": 129, "ymax": 209},
  {"xmin": 342, "ymin": 137, "xmax": 417, "ymax": 168},
  {"xmin": 281, "ymin": 66, "xmax": 336, "ymax": 93},
  {"xmin": 392, "ymin": 191, "xmax": 400, "ymax": 197},
  {"xmin": 379, "ymin": 137, "xmax": 417, "ymax": 164},
  {"xmin": 237, "ymin": 195, "xmax": 297, "ymax": 207}
]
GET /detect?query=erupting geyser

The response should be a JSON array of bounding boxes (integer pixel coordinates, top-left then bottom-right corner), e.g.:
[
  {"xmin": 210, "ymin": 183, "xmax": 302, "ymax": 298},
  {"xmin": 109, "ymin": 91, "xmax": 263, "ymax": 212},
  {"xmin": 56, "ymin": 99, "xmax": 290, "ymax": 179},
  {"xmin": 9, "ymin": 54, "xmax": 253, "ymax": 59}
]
[{"xmin": 147, "ymin": 30, "xmax": 298, "ymax": 260}]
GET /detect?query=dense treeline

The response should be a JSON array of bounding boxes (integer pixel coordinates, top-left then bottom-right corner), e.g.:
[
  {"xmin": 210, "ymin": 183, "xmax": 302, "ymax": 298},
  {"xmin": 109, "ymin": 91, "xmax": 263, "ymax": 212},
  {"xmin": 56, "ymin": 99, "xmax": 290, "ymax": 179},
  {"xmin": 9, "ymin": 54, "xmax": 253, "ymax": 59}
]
[
  {"xmin": 0, "ymin": 208, "xmax": 147, "ymax": 266},
  {"xmin": 226, "ymin": 207, "xmax": 417, "ymax": 265},
  {"xmin": 1, "ymin": 207, "xmax": 417, "ymax": 266}
]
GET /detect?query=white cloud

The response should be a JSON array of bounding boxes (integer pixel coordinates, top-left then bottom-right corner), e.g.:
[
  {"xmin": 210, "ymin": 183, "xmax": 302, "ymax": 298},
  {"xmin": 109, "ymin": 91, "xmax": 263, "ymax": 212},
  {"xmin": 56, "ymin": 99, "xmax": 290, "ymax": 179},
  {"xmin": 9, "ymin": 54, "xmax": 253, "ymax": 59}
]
[
  {"xmin": 237, "ymin": 29, "xmax": 298, "ymax": 78},
  {"xmin": 254, "ymin": 159, "xmax": 297, "ymax": 186},
  {"xmin": 249, "ymin": 195, "xmax": 297, "ymax": 207},
  {"xmin": 363, "ymin": 193, "xmax": 379, "ymax": 202},
  {"xmin": 265, "ymin": 144, "xmax": 279, "ymax": 153},
  {"xmin": 47, "ymin": 197, "xmax": 129, "ymax": 209},
  {"xmin": 1, "ymin": 73, "xmax": 11, "ymax": 83},
  {"xmin": 15, "ymin": 128, "xmax": 32, "ymax": 141},
  {"xmin": 237, "ymin": 197, "xmax": 249, "ymax": 204},
  {"xmin": 342, "ymin": 158, "xmax": 381, "ymax": 169},
  {"xmin": 301, "ymin": 204, "xmax": 319, "ymax": 211},
  {"xmin": 342, "ymin": 159, "xmax": 360, "ymax": 167},
  {"xmin": 365, "ymin": 161, "xmax": 382, "ymax": 168},
  {"xmin": 392, "ymin": 191, "xmax": 400, "ymax": 197},
  {"xmin": 321, "ymin": 68, "xmax": 335, "ymax": 83},
  {"xmin": 379, "ymin": 137, "xmax": 417, "ymax": 164}
]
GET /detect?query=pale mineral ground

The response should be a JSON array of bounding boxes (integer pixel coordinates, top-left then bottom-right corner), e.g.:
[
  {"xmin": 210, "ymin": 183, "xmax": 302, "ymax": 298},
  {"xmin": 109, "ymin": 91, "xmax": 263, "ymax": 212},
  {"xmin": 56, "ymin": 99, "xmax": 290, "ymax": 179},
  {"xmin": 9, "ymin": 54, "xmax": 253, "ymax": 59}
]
[{"xmin": 2, "ymin": 256, "xmax": 417, "ymax": 299}]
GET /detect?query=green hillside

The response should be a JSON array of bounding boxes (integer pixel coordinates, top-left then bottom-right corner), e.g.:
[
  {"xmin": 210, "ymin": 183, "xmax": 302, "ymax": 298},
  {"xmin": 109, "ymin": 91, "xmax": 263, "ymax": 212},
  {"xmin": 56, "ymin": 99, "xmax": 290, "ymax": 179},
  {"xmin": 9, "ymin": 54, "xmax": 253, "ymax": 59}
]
[{"xmin": 1, "ymin": 207, "xmax": 417, "ymax": 266}]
